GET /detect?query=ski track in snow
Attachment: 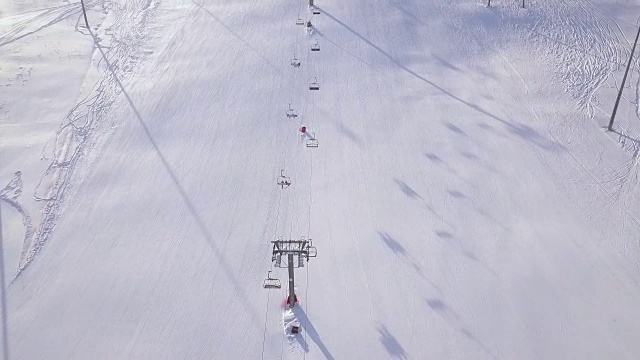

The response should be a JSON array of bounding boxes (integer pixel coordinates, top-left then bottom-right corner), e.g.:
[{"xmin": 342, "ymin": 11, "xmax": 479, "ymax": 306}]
[
  {"xmin": 0, "ymin": 1, "xmax": 100, "ymax": 47},
  {"xmin": 0, "ymin": 172, "xmax": 35, "ymax": 265},
  {"xmin": 14, "ymin": 0, "xmax": 160, "ymax": 279},
  {"xmin": 461, "ymin": 0, "xmax": 640, "ymax": 279},
  {"xmin": 4, "ymin": 0, "xmax": 640, "ymax": 358}
]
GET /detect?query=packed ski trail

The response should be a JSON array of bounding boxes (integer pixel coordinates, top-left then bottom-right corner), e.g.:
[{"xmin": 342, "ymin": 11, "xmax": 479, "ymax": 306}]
[{"xmin": 2, "ymin": 0, "xmax": 640, "ymax": 359}]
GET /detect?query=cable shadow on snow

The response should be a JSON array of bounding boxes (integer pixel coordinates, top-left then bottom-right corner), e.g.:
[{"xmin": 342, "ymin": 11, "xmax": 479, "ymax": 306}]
[
  {"xmin": 191, "ymin": 0, "xmax": 282, "ymax": 77},
  {"xmin": 321, "ymin": 10, "xmax": 564, "ymax": 153},
  {"xmin": 89, "ymin": 31, "xmax": 259, "ymax": 320},
  {"xmin": 292, "ymin": 305, "xmax": 335, "ymax": 360}
]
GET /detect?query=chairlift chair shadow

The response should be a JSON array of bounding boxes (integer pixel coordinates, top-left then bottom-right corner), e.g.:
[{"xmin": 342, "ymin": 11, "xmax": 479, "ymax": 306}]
[
  {"xmin": 277, "ymin": 170, "xmax": 291, "ymax": 188},
  {"xmin": 291, "ymin": 54, "xmax": 301, "ymax": 67},
  {"xmin": 286, "ymin": 103, "xmax": 298, "ymax": 118},
  {"xmin": 296, "ymin": 15, "xmax": 304, "ymax": 25},
  {"xmin": 306, "ymin": 133, "xmax": 319, "ymax": 148},
  {"xmin": 312, "ymin": 6, "xmax": 321, "ymax": 15}
]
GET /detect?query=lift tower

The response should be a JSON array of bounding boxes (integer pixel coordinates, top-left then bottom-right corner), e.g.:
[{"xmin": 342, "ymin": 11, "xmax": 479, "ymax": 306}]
[{"xmin": 266, "ymin": 237, "xmax": 317, "ymax": 308}]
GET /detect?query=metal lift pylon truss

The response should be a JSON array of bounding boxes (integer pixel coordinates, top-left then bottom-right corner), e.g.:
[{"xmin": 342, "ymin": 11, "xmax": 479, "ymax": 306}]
[{"xmin": 263, "ymin": 237, "xmax": 317, "ymax": 308}]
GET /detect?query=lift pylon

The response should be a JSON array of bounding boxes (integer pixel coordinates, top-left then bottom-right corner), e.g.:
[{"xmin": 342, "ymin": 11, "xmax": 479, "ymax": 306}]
[{"xmin": 268, "ymin": 236, "xmax": 317, "ymax": 308}]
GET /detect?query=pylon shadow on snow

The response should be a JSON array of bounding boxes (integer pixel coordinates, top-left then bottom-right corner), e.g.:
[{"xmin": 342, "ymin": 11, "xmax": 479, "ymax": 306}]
[
  {"xmin": 88, "ymin": 29, "xmax": 259, "ymax": 320},
  {"xmin": 292, "ymin": 305, "xmax": 335, "ymax": 360},
  {"xmin": 321, "ymin": 9, "xmax": 564, "ymax": 153},
  {"xmin": 191, "ymin": 0, "xmax": 282, "ymax": 77}
]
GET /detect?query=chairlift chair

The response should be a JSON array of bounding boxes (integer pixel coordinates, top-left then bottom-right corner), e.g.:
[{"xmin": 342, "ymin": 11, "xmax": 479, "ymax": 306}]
[
  {"xmin": 296, "ymin": 15, "xmax": 304, "ymax": 25},
  {"xmin": 306, "ymin": 133, "xmax": 319, "ymax": 148},
  {"xmin": 312, "ymin": 7, "xmax": 321, "ymax": 15},
  {"xmin": 277, "ymin": 170, "xmax": 291, "ymax": 188},
  {"xmin": 263, "ymin": 271, "xmax": 281, "ymax": 289},
  {"xmin": 286, "ymin": 103, "xmax": 298, "ymax": 118},
  {"xmin": 307, "ymin": 240, "xmax": 318, "ymax": 258},
  {"xmin": 309, "ymin": 77, "xmax": 320, "ymax": 90},
  {"xmin": 311, "ymin": 40, "xmax": 320, "ymax": 52}
]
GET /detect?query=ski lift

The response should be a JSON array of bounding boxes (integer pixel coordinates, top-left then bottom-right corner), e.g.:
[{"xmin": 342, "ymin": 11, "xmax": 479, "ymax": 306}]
[
  {"xmin": 263, "ymin": 271, "xmax": 281, "ymax": 289},
  {"xmin": 309, "ymin": 77, "xmax": 319, "ymax": 90},
  {"xmin": 291, "ymin": 54, "xmax": 301, "ymax": 67},
  {"xmin": 307, "ymin": 240, "xmax": 318, "ymax": 258},
  {"xmin": 277, "ymin": 170, "xmax": 291, "ymax": 188},
  {"xmin": 286, "ymin": 103, "xmax": 298, "ymax": 118},
  {"xmin": 311, "ymin": 40, "xmax": 320, "ymax": 52},
  {"xmin": 312, "ymin": 7, "xmax": 321, "ymax": 15},
  {"xmin": 296, "ymin": 15, "xmax": 304, "ymax": 25},
  {"xmin": 306, "ymin": 133, "xmax": 319, "ymax": 148}
]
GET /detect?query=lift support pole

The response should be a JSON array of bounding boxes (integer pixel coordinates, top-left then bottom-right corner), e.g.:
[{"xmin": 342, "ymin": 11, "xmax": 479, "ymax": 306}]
[
  {"xmin": 288, "ymin": 254, "xmax": 295, "ymax": 308},
  {"xmin": 608, "ymin": 21, "xmax": 640, "ymax": 131},
  {"xmin": 266, "ymin": 237, "xmax": 317, "ymax": 308}
]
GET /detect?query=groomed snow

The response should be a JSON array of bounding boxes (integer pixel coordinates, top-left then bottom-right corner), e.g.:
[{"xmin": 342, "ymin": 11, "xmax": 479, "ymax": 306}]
[{"xmin": 1, "ymin": 0, "xmax": 640, "ymax": 359}]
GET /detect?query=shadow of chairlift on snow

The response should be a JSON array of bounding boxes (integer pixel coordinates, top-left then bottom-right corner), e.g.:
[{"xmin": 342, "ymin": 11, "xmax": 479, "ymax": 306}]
[
  {"xmin": 286, "ymin": 103, "xmax": 298, "ymax": 119},
  {"xmin": 277, "ymin": 170, "xmax": 291, "ymax": 189},
  {"xmin": 305, "ymin": 132, "xmax": 319, "ymax": 148},
  {"xmin": 311, "ymin": 39, "xmax": 320, "ymax": 52},
  {"xmin": 291, "ymin": 54, "xmax": 301, "ymax": 67}
]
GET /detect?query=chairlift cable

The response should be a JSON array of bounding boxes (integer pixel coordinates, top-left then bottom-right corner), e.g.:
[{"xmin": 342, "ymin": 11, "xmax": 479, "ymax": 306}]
[{"xmin": 260, "ymin": 277, "xmax": 273, "ymax": 360}]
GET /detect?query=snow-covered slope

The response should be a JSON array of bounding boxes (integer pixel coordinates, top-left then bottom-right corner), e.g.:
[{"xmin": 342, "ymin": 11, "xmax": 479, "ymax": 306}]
[{"xmin": 2, "ymin": 0, "xmax": 640, "ymax": 359}]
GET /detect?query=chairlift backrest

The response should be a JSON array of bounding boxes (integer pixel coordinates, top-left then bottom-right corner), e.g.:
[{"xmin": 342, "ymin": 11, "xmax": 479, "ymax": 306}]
[
  {"xmin": 308, "ymin": 245, "xmax": 317, "ymax": 257},
  {"xmin": 309, "ymin": 78, "xmax": 319, "ymax": 90},
  {"xmin": 263, "ymin": 271, "xmax": 281, "ymax": 289}
]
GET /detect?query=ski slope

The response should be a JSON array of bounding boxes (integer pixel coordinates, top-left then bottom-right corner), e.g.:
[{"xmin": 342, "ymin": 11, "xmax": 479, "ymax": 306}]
[{"xmin": 2, "ymin": 0, "xmax": 640, "ymax": 359}]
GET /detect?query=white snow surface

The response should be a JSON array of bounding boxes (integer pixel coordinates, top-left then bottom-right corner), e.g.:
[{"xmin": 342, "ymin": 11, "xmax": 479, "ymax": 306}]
[{"xmin": 2, "ymin": 0, "xmax": 640, "ymax": 359}]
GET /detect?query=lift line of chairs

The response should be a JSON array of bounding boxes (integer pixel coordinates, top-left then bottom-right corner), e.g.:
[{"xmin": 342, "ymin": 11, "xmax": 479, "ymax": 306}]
[{"xmin": 264, "ymin": 5, "xmax": 323, "ymax": 290}]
